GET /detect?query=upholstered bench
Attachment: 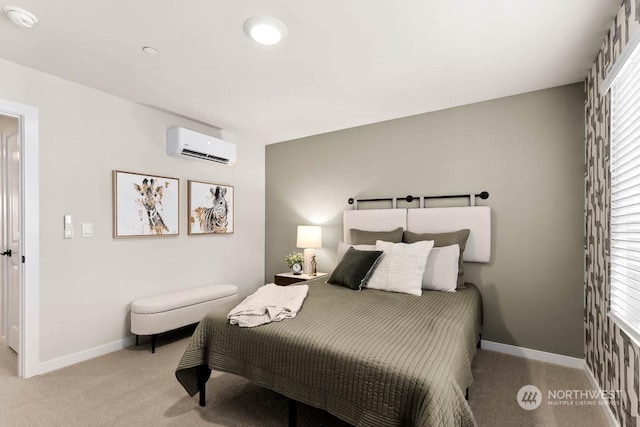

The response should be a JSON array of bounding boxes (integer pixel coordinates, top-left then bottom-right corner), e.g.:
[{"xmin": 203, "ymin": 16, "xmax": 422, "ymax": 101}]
[{"xmin": 131, "ymin": 284, "xmax": 238, "ymax": 353}]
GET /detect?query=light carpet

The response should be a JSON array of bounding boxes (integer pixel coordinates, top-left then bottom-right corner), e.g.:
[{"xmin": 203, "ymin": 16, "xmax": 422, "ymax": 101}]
[
  {"xmin": 0, "ymin": 330, "xmax": 609, "ymax": 426},
  {"xmin": 0, "ymin": 336, "xmax": 17, "ymax": 377}
]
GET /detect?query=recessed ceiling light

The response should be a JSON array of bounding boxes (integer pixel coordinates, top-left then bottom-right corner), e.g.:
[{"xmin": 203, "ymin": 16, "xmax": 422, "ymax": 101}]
[
  {"xmin": 142, "ymin": 46, "xmax": 159, "ymax": 55},
  {"xmin": 3, "ymin": 6, "xmax": 38, "ymax": 29},
  {"xmin": 243, "ymin": 16, "xmax": 287, "ymax": 46}
]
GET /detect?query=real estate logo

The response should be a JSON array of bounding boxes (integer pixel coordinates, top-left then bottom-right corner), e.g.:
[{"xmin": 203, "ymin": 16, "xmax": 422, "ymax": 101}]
[
  {"xmin": 517, "ymin": 385, "xmax": 542, "ymax": 410},
  {"xmin": 517, "ymin": 384, "xmax": 623, "ymax": 410}
]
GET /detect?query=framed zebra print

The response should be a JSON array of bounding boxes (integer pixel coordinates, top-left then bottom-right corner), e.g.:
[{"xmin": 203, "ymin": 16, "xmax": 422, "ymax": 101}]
[
  {"xmin": 188, "ymin": 180, "xmax": 234, "ymax": 235},
  {"xmin": 112, "ymin": 170, "xmax": 180, "ymax": 238}
]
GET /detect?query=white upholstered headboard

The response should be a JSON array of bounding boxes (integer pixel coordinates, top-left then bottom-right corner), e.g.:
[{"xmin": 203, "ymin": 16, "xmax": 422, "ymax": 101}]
[{"xmin": 343, "ymin": 206, "xmax": 491, "ymax": 262}]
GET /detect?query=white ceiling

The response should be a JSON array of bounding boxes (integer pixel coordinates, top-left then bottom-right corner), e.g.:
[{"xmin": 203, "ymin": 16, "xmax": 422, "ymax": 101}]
[{"xmin": 0, "ymin": 1, "xmax": 621, "ymax": 144}]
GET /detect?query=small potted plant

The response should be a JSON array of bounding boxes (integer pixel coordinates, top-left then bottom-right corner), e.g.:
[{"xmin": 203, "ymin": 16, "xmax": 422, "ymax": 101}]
[{"xmin": 285, "ymin": 252, "xmax": 304, "ymax": 275}]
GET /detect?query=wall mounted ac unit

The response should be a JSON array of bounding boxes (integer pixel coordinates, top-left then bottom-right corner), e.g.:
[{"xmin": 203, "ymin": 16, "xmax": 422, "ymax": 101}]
[{"xmin": 166, "ymin": 127, "xmax": 236, "ymax": 165}]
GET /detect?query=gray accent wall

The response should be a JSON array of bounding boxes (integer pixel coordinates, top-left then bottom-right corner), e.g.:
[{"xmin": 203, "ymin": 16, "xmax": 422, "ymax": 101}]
[{"xmin": 266, "ymin": 83, "xmax": 585, "ymax": 357}]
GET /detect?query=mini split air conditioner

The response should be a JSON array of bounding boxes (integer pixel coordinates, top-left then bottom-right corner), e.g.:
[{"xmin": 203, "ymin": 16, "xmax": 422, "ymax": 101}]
[{"xmin": 166, "ymin": 127, "xmax": 236, "ymax": 165}]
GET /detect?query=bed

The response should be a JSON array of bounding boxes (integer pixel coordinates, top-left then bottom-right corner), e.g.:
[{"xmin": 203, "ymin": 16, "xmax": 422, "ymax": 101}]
[{"xmin": 175, "ymin": 203, "xmax": 490, "ymax": 426}]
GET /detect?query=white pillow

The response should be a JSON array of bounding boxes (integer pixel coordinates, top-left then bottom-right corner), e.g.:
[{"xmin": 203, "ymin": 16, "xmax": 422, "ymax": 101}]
[
  {"xmin": 365, "ymin": 240, "xmax": 434, "ymax": 296},
  {"xmin": 423, "ymin": 244, "xmax": 459, "ymax": 292},
  {"xmin": 336, "ymin": 241, "xmax": 376, "ymax": 263}
]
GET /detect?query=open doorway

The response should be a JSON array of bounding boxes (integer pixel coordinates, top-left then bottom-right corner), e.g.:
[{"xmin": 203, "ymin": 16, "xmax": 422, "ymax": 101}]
[
  {"xmin": 0, "ymin": 98, "xmax": 39, "ymax": 378},
  {"xmin": 0, "ymin": 113, "xmax": 19, "ymax": 376}
]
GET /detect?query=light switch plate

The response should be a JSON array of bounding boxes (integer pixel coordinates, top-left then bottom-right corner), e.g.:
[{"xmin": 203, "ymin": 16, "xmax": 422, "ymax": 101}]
[
  {"xmin": 82, "ymin": 223, "xmax": 93, "ymax": 238},
  {"xmin": 64, "ymin": 214, "xmax": 73, "ymax": 239}
]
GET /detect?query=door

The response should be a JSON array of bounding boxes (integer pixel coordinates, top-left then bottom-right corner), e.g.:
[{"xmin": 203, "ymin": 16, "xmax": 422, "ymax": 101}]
[
  {"xmin": 0, "ymin": 99, "xmax": 38, "ymax": 378},
  {"xmin": 1, "ymin": 116, "xmax": 20, "ymax": 353}
]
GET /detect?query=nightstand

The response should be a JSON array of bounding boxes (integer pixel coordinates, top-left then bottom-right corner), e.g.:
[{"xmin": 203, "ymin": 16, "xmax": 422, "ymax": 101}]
[{"xmin": 274, "ymin": 272, "xmax": 328, "ymax": 286}]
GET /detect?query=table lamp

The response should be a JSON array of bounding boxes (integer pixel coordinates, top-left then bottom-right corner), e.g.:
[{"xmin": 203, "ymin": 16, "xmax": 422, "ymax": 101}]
[{"xmin": 296, "ymin": 225, "xmax": 322, "ymax": 275}]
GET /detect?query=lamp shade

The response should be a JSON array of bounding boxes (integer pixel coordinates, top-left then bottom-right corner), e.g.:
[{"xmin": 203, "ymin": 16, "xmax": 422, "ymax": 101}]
[{"xmin": 296, "ymin": 225, "xmax": 322, "ymax": 248}]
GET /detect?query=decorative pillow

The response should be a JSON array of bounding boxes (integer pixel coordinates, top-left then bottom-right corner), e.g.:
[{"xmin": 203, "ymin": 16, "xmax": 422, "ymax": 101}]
[
  {"xmin": 365, "ymin": 240, "xmax": 434, "ymax": 296},
  {"xmin": 336, "ymin": 241, "xmax": 376, "ymax": 263},
  {"xmin": 423, "ymin": 244, "xmax": 459, "ymax": 292},
  {"xmin": 350, "ymin": 227, "xmax": 404, "ymax": 245},
  {"xmin": 328, "ymin": 247, "xmax": 384, "ymax": 290},
  {"xmin": 403, "ymin": 229, "xmax": 470, "ymax": 288}
]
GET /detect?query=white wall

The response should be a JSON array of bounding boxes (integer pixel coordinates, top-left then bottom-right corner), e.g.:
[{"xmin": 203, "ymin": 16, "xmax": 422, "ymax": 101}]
[{"xmin": 0, "ymin": 58, "xmax": 265, "ymax": 363}]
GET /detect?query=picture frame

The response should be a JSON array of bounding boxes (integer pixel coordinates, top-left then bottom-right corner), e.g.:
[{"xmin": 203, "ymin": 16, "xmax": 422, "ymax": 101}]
[
  {"xmin": 188, "ymin": 180, "xmax": 234, "ymax": 235},
  {"xmin": 112, "ymin": 170, "xmax": 179, "ymax": 238}
]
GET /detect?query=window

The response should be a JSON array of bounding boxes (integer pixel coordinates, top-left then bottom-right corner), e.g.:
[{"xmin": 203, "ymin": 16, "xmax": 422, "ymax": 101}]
[{"xmin": 609, "ymin": 38, "xmax": 640, "ymax": 344}]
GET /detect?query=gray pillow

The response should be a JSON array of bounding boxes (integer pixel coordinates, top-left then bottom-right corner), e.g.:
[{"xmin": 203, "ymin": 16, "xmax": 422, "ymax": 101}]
[
  {"xmin": 328, "ymin": 247, "xmax": 384, "ymax": 290},
  {"xmin": 350, "ymin": 227, "xmax": 404, "ymax": 245},
  {"xmin": 402, "ymin": 229, "xmax": 470, "ymax": 288}
]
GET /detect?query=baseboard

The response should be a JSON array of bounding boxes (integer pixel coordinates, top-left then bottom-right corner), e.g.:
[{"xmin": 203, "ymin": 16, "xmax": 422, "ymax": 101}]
[
  {"xmin": 37, "ymin": 336, "xmax": 136, "ymax": 375},
  {"xmin": 583, "ymin": 361, "xmax": 620, "ymax": 427},
  {"xmin": 480, "ymin": 340, "xmax": 584, "ymax": 369}
]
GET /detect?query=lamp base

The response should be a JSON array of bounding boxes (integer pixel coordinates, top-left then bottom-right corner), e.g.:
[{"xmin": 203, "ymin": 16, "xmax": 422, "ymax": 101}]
[
  {"xmin": 309, "ymin": 255, "xmax": 317, "ymax": 276},
  {"xmin": 303, "ymin": 248, "xmax": 315, "ymax": 274}
]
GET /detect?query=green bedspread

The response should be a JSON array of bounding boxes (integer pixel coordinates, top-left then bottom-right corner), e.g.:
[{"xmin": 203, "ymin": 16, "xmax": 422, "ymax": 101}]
[{"xmin": 176, "ymin": 277, "xmax": 482, "ymax": 426}]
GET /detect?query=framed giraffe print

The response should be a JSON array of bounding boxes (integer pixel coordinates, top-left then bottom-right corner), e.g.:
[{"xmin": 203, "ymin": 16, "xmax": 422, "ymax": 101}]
[
  {"xmin": 112, "ymin": 170, "xmax": 179, "ymax": 238},
  {"xmin": 188, "ymin": 180, "xmax": 234, "ymax": 235}
]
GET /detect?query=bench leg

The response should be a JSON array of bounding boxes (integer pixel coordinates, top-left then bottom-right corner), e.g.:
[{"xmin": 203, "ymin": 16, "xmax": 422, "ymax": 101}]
[
  {"xmin": 151, "ymin": 334, "xmax": 157, "ymax": 353},
  {"xmin": 288, "ymin": 398, "xmax": 297, "ymax": 427},
  {"xmin": 135, "ymin": 335, "xmax": 139, "ymax": 346}
]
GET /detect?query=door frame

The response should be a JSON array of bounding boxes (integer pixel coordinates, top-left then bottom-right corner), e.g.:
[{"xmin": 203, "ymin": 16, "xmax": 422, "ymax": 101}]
[{"xmin": 0, "ymin": 98, "xmax": 39, "ymax": 378}]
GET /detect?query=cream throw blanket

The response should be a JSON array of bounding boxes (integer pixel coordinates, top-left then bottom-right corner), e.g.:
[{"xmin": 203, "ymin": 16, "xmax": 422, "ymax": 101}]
[{"xmin": 227, "ymin": 283, "xmax": 309, "ymax": 328}]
